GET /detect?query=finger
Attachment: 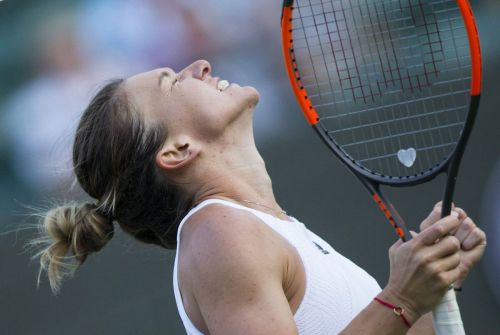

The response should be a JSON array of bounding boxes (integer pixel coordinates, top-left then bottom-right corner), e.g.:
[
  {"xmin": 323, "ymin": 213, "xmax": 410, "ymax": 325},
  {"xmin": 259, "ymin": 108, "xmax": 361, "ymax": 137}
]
[
  {"xmin": 427, "ymin": 235, "xmax": 461, "ymax": 260},
  {"xmin": 453, "ymin": 207, "xmax": 468, "ymax": 221},
  {"xmin": 457, "ymin": 240, "xmax": 486, "ymax": 274},
  {"xmin": 451, "ymin": 207, "xmax": 467, "ymax": 235},
  {"xmin": 431, "ymin": 251, "xmax": 461, "ymax": 273},
  {"xmin": 439, "ymin": 268, "xmax": 461, "ymax": 291},
  {"xmin": 420, "ymin": 212, "xmax": 460, "ymax": 245},
  {"xmin": 462, "ymin": 227, "xmax": 487, "ymax": 251},
  {"xmin": 420, "ymin": 202, "xmax": 443, "ymax": 231},
  {"xmin": 454, "ymin": 217, "xmax": 476, "ymax": 245}
]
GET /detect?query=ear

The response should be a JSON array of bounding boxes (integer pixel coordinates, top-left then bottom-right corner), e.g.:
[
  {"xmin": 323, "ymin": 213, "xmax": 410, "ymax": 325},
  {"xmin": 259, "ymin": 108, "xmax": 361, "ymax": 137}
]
[{"xmin": 155, "ymin": 140, "xmax": 200, "ymax": 172}]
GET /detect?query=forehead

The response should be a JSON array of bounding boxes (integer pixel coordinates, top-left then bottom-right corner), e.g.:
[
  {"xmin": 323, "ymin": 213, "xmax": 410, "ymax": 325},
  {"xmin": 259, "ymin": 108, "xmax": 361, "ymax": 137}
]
[
  {"xmin": 122, "ymin": 68, "xmax": 174, "ymax": 121},
  {"xmin": 125, "ymin": 68, "xmax": 174, "ymax": 92}
]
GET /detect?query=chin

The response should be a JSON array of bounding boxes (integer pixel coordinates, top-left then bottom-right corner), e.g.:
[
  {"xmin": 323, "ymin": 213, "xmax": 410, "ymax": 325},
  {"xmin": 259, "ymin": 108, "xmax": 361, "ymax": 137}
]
[
  {"xmin": 242, "ymin": 86, "xmax": 260, "ymax": 105},
  {"xmin": 228, "ymin": 85, "xmax": 260, "ymax": 113}
]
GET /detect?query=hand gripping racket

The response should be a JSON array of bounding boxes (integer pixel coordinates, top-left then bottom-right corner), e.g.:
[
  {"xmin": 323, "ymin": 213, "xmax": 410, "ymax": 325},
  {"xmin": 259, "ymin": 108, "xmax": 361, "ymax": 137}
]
[{"xmin": 281, "ymin": 0, "xmax": 482, "ymax": 333}]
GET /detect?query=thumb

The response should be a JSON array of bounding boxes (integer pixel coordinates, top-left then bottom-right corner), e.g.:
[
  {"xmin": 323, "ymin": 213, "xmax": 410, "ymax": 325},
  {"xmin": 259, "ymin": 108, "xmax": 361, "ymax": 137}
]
[{"xmin": 420, "ymin": 202, "xmax": 442, "ymax": 231}]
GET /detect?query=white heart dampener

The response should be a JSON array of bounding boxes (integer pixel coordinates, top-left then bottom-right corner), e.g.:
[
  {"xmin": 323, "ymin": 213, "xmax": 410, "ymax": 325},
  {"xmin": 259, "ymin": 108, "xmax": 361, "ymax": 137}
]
[{"xmin": 397, "ymin": 148, "xmax": 417, "ymax": 167}]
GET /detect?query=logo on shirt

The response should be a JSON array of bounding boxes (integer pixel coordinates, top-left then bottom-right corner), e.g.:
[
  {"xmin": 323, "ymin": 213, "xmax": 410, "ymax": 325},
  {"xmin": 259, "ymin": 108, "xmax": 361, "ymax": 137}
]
[{"xmin": 312, "ymin": 241, "xmax": 330, "ymax": 255}]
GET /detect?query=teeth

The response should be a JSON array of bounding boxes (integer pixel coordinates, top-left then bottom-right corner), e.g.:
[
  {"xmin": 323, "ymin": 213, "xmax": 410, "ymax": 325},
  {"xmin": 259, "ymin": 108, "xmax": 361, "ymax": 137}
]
[{"xmin": 217, "ymin": 80, "xmax": 230, "ymax": 92}]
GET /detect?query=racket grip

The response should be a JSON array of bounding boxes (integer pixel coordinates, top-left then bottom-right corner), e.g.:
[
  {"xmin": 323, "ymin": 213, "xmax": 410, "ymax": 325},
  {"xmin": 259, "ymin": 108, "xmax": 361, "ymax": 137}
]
[{"xmin": 432, "ymin": 289, "xmax": 465, "ymax": 334}]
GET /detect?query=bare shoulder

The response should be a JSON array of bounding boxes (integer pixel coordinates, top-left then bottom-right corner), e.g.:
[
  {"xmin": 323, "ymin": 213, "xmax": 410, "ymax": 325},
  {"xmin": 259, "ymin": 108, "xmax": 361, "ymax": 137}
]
[
  {"xmin": 178, "ymin": 204, "xmax": 298, "ymax": 334},
  {"xmin": 180, "ymin": 204, "xmax": 286, "ymax": 278}
]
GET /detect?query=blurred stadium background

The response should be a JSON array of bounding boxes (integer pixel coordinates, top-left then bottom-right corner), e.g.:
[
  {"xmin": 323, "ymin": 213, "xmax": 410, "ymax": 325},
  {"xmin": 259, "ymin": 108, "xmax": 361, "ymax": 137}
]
[{"xmin": 0, "ymin": 0, "xmax": 498, "ymax": 333}]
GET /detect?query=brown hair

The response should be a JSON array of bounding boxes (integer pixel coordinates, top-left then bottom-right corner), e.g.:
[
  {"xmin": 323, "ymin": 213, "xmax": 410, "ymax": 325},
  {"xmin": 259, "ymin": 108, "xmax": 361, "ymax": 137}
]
[{"xmin": 29, "ymin": 79, "xmax": 192, "ymax": 293}]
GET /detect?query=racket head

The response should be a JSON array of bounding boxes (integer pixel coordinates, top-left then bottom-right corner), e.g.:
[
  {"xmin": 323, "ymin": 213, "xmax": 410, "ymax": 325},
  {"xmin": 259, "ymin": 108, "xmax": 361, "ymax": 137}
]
[{"xmin": 282, "ymin": 0, "xmax": 482, "ymax": 186}]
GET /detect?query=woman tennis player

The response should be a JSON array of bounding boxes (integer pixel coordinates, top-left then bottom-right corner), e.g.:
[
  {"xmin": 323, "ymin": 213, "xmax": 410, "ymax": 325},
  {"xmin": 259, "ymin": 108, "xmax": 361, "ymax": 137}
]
[{"xmin": 33, "ymin": 60, "xmax": 486, "ymax": 334}]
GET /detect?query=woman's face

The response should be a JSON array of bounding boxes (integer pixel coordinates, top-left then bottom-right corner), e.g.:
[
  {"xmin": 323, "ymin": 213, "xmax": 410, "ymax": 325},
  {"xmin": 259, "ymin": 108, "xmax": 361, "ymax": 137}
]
[{"xmin": 123, "ymin": 60, "xmax": 260, "ymax": 141}]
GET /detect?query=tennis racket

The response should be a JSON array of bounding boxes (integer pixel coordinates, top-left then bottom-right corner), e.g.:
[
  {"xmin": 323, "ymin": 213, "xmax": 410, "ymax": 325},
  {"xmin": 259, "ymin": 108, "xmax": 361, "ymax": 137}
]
[{"xmin": 281, "ymin": 0, "xmax": 482, "ymax": 333}]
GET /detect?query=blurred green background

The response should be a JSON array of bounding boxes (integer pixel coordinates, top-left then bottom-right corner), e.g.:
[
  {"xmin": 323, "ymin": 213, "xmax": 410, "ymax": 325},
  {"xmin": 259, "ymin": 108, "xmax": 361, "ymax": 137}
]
[{"xmin": 1, "ymin": 0, "xmax": 499, "ymax": 334}]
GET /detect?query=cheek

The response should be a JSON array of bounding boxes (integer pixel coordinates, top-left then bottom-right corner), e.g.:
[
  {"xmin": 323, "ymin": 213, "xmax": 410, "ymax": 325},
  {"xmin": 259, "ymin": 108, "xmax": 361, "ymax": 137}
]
[
  {"xmin": 175, "ymin": 94, "xmax": 228, "ymax": 138},
  {"xmin": 172, "ymin": 83, "xmax": 258, "ymax": 139}
]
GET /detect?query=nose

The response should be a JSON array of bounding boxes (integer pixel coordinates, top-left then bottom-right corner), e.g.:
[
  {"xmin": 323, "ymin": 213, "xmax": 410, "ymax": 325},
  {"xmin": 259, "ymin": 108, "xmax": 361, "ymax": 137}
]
[{"xmin": 181, "ymin": 60, "xmax": 211, "ymax": 81}]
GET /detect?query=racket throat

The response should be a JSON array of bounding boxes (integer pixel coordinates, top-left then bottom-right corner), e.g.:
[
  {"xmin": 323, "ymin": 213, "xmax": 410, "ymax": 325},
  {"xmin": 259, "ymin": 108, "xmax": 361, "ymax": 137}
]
[
  {"xmin": 313, "ymin": 124, "xmax": 411, "ymax": 241},
  {"xmin": 368, "ymin": 185, "xmax": 412, "ymax": 242}
]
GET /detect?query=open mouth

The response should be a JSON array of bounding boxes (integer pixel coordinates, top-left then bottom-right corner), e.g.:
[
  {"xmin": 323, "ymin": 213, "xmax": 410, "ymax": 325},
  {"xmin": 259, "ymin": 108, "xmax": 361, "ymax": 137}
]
[{"xmin": 217, "ymin": 79, "xmax": 230, "ymax": 92}]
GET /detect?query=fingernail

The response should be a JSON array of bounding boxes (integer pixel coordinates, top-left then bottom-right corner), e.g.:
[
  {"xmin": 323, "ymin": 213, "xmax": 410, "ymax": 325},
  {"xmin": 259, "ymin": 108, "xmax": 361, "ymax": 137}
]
[{"xmin": 451, "ymin": 211, "xmax": 459, "ymax": 218}]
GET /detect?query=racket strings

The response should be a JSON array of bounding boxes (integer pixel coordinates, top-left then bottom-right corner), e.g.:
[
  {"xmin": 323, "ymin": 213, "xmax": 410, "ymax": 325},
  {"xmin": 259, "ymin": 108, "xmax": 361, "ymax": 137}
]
[
  {"xmin": 292, "ymin": 0, "xmax": 471, "ymax": 102},
  {"xmin": 290, "ymin": 0, "xmax": 472, "ymax": 177}
]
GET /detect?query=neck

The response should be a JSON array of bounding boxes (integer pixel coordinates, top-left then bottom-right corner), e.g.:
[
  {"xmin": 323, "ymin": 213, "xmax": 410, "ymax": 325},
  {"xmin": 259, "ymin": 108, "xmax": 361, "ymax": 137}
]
[{"xmin": 181, "ymin": 136, "xmax": 282, "ymax": 214}]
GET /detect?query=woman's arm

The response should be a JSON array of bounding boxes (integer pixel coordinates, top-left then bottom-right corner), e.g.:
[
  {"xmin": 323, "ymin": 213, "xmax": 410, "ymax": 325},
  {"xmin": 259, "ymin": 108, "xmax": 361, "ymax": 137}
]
[
  {"xmin": 342, "ymin": 202, "xmax": 487, "ymax": 335},
  {"xmin": 184, "ymin": 207, "xmax": 299, "ymax": 335},
  {"xmin": 408, "ymin": 313, "xmax": 435, "ymax": 335},
  {"xmin": 340, "ymin": 213, "xmax": 462, "ymax": 334},
  {"xmin": 183, "ymin": 205, "xmax": 479, "ymax": 335}
]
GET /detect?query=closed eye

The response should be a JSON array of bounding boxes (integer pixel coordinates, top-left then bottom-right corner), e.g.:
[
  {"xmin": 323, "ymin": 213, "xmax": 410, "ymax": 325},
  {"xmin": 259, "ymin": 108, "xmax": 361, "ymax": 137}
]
[
  {"xmin": 171, "ymin": 77, "xmax": 180, "ymax": 92},
  {"xmin": 158, "ymin": 70, "xmax": 179, "ymax": 93}
]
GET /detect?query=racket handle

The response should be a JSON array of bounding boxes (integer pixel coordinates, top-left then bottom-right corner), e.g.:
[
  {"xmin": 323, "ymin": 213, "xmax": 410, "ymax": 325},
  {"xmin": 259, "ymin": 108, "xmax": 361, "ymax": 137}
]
[{"xmin": 432, "ymin": 289, "xmax": 465, "ymax": 334}]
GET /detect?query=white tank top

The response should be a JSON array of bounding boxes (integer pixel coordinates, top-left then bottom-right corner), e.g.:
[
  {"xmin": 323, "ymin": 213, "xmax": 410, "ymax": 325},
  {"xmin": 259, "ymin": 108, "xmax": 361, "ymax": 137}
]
[{"xmin": 173, "ymin": 199, "xmax": 381, "ymax": 334}]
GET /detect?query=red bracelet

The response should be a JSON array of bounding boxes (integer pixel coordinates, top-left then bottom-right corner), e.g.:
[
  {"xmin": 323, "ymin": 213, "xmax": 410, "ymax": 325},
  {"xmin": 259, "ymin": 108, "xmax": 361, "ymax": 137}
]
[{"xmin": 374, "ymin": 297, "xmax": 412, "ymax": 328}]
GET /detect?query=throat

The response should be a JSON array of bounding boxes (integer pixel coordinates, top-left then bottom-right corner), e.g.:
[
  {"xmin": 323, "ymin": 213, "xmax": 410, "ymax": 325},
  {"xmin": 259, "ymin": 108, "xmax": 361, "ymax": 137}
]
[{"xmin": 191, "ymin": 164, "xmax": 278, "ymax": 209}]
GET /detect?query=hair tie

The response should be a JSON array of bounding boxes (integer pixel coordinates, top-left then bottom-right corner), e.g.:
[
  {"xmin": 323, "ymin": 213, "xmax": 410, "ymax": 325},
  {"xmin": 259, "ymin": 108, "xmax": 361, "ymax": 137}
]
[{"xmin": 94, "ymin": 204, "xmax": 114, "ymax": 223}]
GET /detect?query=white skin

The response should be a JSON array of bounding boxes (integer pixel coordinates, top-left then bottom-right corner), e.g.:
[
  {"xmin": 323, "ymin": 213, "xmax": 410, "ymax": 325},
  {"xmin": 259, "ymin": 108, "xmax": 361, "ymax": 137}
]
[{"xmin": 123, "ymin": 60, "xmax": 487, "ymax": 335}]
